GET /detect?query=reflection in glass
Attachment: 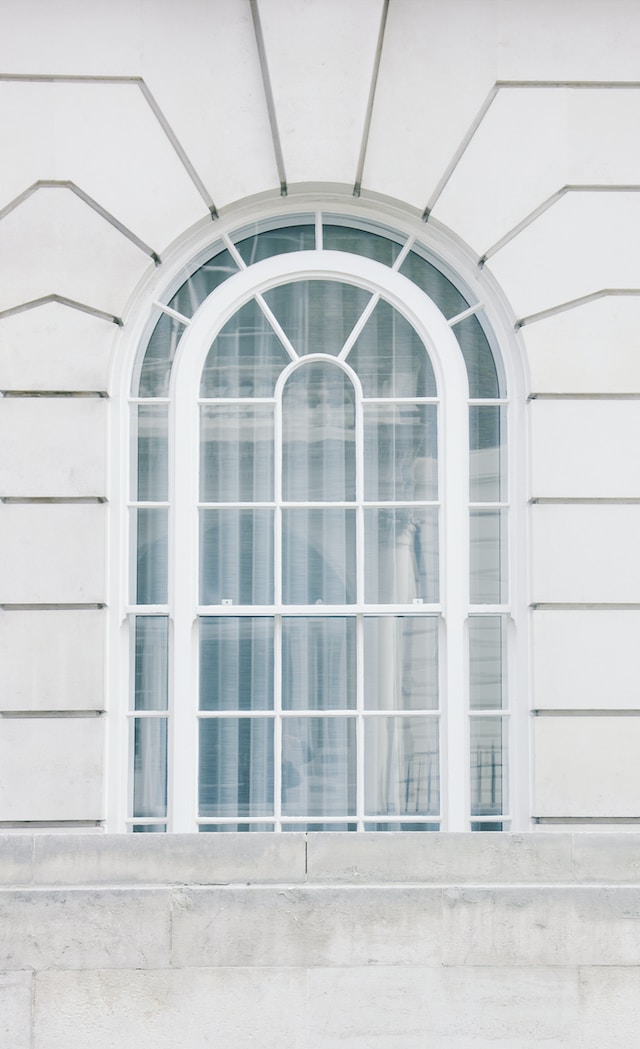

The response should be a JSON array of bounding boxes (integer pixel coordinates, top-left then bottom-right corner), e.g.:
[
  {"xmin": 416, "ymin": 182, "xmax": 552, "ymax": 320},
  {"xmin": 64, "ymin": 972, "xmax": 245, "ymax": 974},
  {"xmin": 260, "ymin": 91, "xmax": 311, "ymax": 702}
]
[
  {"xmin": 454, "ymin": 314, "xmax": 501, "ymax": 398},
  {"xmin": 200, "ymin": 509, "xmax": 274, "ymax": 605},
  {"xmin": 200, "ymin": 406, "xmax": 274, "ymax": 502},
  {"xmin": 282, "ymin": 618, "xmax": 356, "ymax": 709},
  {"xmin": 199, "ymin": 718, "xmax": 274, "ymax": 816},
  {"xmin": 469, "ymin": 406, "xmax": 504, "ymax": 503},
  {"xmin": 281, "ymin": 717, "xmax": 356, "ymax": 817},
  {"xmin": 364, "ymin": 404, "xmax": 437, "ymax": 501},
  {"xmin": 364, "ymin": 717, "xmax": 439, "ymax": 817},
  {"xmin": 135, "ymin": 508, "xmax": 168, "ymax": 605},
  {"xmin": 282, "ymin": 364, "xmax": 356, "ymax": 501},
  {"xmin": 200, "ymin": 618, "xmax": 274, "ymax": 711},
  {"xmin": 136, "ymin": 247, "xmax": 238, "ymax": 397},
  {"xmin": 200, "ymin": 298, "xmax": 290, "ymax": 397},
  {"xmin": 282, "ymin": 509, "xmax": 356, "ymax": 604},
  {"xmin": 322, "ymin": 222, "xmax": 402, "ymax": 266},
  {"xmin": 133, "ymin": 404, "xmax": 168, "ymax": 501},
  {"xmin": 348, "ymin": 300, "xmax": 436, "ymax": 397},
  {"xmin": 234, "ymin": 222, "xmax": 315, "ymax": 265},
  {"xmin": 399, "ymin": 250, "xmax": 468, "ymax": 319},
  {"xmin": 263, "ymin": 280, "xmax": 371, "ymax": 356},
  {"xmin": 364, "ymin": 617, "xmax": 438, "ymax": 710},
  {"xmin": 470, "ymin": 716, "xmax": 506, "ymax": 816},
  {"xmin": 199, "ymin": 823, "xmax": 274, "ymax": 832},
  {"xmin": 135, "ymin": 617, "xmax": 168, "ymax": 711},
  {"xmin": 365, "ymin": 508, "xmax": 439, "ymax": 603},
  {"xmin": 470, "ymin": 510, "xmax": 506, "ymax": 604},
  {"xmin": 133, "ymin": 717, "xmax": 167, "ymax": 817},
  {"xmin": 469, "ymin": 616, "xmax": 503, "ymax": 710}
]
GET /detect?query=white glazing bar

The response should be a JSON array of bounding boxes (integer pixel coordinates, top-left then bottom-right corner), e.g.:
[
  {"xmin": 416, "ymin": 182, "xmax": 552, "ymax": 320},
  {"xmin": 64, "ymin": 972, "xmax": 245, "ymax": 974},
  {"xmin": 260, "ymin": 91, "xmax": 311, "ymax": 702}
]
[
  {"xmin": 255, "ymin": 294, "xmax": 299, "ymax": 361},
  {"xmin": 222, "ymin": 232, "xmax": 248, "ymax": 271},
  {"xmin": 151, "ymin": 301, "xmax": 192, "ymax": 326},
  {"xmin": 315, "ymin": 211, "xmax": 323, "ymax": 250},
  {"xmin": 391, "ymin": 235, "xmax": 414, "ymax": 271},
  {"xmin": 339, "ymin": 292, "xmax": 379, "ymax": 360}
]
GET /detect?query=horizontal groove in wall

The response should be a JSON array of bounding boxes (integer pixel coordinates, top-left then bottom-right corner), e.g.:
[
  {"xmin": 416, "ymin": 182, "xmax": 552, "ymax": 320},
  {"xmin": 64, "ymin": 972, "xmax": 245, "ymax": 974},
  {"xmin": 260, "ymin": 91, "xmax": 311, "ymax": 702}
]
[
  {"xmin": 0, "ymin": 821, "xmax": 103, "ymax": 829},
  {"xmin": 0, "ymin": 603, "xmax": 106, "ymax": 611},
  {"xmin": 534, "ymin": 816, "xmax": 640, "ymax": 825},
  {"xmin": 530, "ymin": 497, "xmax": 640, "ymax": 505},
  {"xmin": 0, "ymin": 497, "xmax": 107, "ymax": 505},
  {"xmin": 529, "ymin": 392, "xmax": 640, "ymax": 401},
  {"xmin": 531, "ymin": 603, "xmax": 640, "ymax": 611},
  {"xmin": 1, "ymin": 391, "xmax": 108, "ymax": 398},
  {"xmin": 0, "ymin": 710, "xmax": 104, "ymax": 719},
  {"xmin": 532, "ymin": 709, "xmax": 640, "ymax": 717}
]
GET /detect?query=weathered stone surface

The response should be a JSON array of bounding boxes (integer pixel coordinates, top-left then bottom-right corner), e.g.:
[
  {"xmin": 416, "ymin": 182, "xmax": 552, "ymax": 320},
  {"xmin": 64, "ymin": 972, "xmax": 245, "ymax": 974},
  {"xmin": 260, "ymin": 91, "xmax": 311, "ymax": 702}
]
[
  {"xmin": 306, "ymin": 832, "xmax": 574, "ymax": 884},
  {"xmin": 307, "ymin": 966, "xmax": 581, "ymax": 1048},
  {"xmin": 170, "ymin": 885, "xmax": 444, "ymax": 968},
  {"xmin": 442, "ymin": 886, "xmax": 640, "ymax": 967},
  {"xmin": 0, "ymin": 971, "xmax": 32, "ymax": 1049},
  {"xmin": 29, "ymin": 832, "xmax": 306, "ymax": 886},
  {"xmin": 33, "ymin": 967, "xmax": 307, "ymax": 1049},
  {"xmin": 0, "ymin": 889, "xmax": 170, "ymax": 971}
]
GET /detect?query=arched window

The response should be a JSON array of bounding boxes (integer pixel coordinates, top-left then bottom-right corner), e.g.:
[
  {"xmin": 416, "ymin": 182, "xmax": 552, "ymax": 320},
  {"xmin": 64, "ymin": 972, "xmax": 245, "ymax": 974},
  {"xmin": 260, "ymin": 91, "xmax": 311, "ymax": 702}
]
[{"xmin": 125, "ymin": 210, "xmax": 517, "ymax": 833}]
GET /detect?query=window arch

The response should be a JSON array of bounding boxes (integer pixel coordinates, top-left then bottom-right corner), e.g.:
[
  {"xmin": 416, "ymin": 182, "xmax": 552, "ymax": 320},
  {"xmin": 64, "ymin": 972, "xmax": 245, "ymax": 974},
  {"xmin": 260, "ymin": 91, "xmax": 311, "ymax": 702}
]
[{"xmin": 125, "ymin": 208, "xmax": 519, "ymax": 833}]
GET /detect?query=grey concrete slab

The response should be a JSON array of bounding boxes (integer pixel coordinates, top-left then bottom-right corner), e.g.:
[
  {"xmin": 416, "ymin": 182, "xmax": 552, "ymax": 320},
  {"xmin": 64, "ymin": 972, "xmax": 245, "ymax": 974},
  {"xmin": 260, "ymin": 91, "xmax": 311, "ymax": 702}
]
[
  {"xmin": 442, "ymin": 886, "xmax": 640, "ymax": 967},
  {"xmin": 0, "ymin": 971, "xmax": 32, "ymax": 1049},
  {"xmin": 29, "ymin": 832, "xmax": 306, "ymax": 886},
  {"xmin": 306, "ymin": 832, "xmax": 575, "ymax": 884},
  {"xmin": 170, "ymin": 885, "xmax": 445, "ymax": 968},
  {"xmin": 33, "ymin": 967, "xmax": 308, "ymax": 1049},
  {"xmin": 0, "ymin": 889, "xmax": 171, "ymax": 971},
  {"xmin": 307, "ymin": 965, "xmax": 581, "ymax": 1049}
]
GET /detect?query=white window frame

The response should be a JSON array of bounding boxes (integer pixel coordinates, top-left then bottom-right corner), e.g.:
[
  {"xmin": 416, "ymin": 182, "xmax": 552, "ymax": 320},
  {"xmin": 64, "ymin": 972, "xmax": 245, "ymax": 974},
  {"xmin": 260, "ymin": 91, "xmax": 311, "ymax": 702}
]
[{"xmin": 107, "ymin": 197, "xmax": 529, "ymax": 833}]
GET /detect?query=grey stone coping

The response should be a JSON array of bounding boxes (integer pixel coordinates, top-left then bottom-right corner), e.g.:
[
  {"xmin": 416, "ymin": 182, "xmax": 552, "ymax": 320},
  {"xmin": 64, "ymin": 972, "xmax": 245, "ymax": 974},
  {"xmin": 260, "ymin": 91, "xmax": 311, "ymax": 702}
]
[{"xmin": 1, "ymin": 832, "xmax": 640, "ymax": 887}]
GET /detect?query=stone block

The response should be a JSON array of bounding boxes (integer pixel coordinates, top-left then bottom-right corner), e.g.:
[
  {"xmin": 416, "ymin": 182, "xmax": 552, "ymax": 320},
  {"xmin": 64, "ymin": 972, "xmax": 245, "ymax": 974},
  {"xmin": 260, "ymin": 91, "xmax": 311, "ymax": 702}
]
[
  {"xmin": 33, "ymin": 967, "xmax": 307, "ymax": 1049},
  {"xmin": 170, "ymin": 885, "xmax": 444, "ymax": 969},
  {"xmin": 0, "ymin": 971, "xmax": 32, "ymax": 1049},
  {"xmin": 0, "ymin": 888, "xmax": 170, "ymax": 971}
]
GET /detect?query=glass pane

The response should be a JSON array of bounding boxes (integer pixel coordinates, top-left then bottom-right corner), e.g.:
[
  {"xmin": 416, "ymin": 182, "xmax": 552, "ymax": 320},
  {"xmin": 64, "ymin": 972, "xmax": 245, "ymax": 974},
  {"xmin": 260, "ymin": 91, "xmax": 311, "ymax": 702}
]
[
  {"xmin": 200, "ymin": 406, "xmax": 274, "ymax": 502},
  {"xmin": 132, "ymin": 717, "xmax": 167, "ymax": 817},
  {"xmin": 282, "ymin": 617, "xmax": 356, "ymax": 710},
  {"xmin": 135, "ymin": 248, "xmax": 239, "ymax": 397},
  {"xmin": 399, "ymin": 250, "xmax": 468, "ymax": 319},
  {"xmin": 199, "ymin": 823, "xmax": 274, "ymax": 832},
  {"xmin": 134, "ymin": 616, "xmax": 168, "ymax": 711},
  {"xmin": 199, "ymin": 718, "xmax": 274, "ymax": 817},
  {"xmin": 364, "ymin": 716, "xmax": 439, "ymax": 817},
  {"xmin": 469, "ymin": 616, "xmax": 504, "ymax": 710},
  {"xmin": 365, "ymin": 508, "xmax": 439, "ymax": 603},
  {"xmin": 471, "ymin": 822, "xmax": 504, "ymax": 832},
  {"xmin": 347, "ymin": 300, "xmax": 436, "ymax": 397},
  {"xmin": 281, "ymin": 717, "xmax": 356, "ymax": 817},
  {"xmin": 282, "ymin": 823, "xmax": 358, "ymax": 832},
  {"xmin": 364, "ymin": 617, "xmax": 438, "ymax": 710},
  {"xmin": 132, "ymin": 824, "xmax": 166, "ymax": 833},
  {"xmin": 365, "ymin": 822, "xmax": 439, "ymax": 831},
  {"xmin": 200, "ymin": 298, "xmax": 290, "ymax": 397},
  {"xmin": 200, "ymin": 617, "xmax": 274, "ymax": 711},
  {"xmin": 134, "ymin": 508, "xmax": 168, "ymax": 604},
  {"xmin": 470, "ymin": 716, "xmax": 507, "ymax": 816},
  {"xmin": 234, "ymin": 222, "xmax": 315, "ymax": 265},
  {"xmin": 282, "ymin": 363, "xmax": 356, "ymax": 501},
  {"xmin": 364, "ymin": 404, "xmax": 437, "ymax": 501},
  {"xmin": 454, "ymin": 314, "xmax": 501, "ymax": 398},
  {"xmin": 136, "ymin": 313, "xmax": 185, "ymax": 398},
  {"xmin": 262, "ymin": 280, "xmax": 371, "ymax": 356},
  {"xmin": 470, "ymin": 406, "xmax": 504, "ymax": 503},
  {"xmin": 133, "ymin": 404, "xmax": 168, "ymax": 502},
  {"xmin": 322, "ymin": 222, "xmax": 402, "ymax": 266},
  {"xmin": 200, "ymin": 509, "xmax": 274, "ymax": 605},
  {"xmin": 282, "ymin": 509, "xmax": 356, "ymax": 604},
  {"xmin": 470, "ymin": 510, "xmax": 506, "ymax": 604}
]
